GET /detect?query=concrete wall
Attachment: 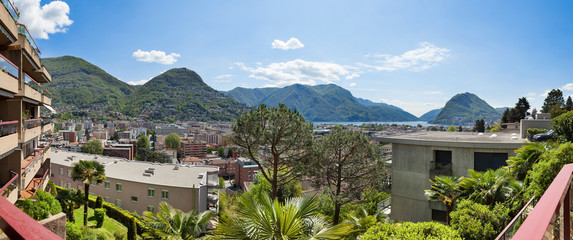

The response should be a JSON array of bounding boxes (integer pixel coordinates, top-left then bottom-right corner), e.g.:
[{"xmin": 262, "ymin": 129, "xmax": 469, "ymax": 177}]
[
  {"xmin": 39, "ymin": 212, "xmax": 67, "ymax": 239},
  {"xmin": 520, "ymin": 119, "xmax": 550, "ymax": 138},
  {"xmin": 390, "ymin": 142, "xmax": 518, "ymax": 222}
]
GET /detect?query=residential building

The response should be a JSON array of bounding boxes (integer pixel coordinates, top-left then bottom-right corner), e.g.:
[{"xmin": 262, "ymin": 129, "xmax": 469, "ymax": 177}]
[
  {"xmin": 156, "ymin": 124, "xmax": 186, "ymax": 136},
  {"xmin": 61, "ymin": 130, "xmax": 77, "ymax": 142},
  {"xmin": 180, "ymin": 137, "xmax": 207, "ymax": 158},
  {"xmin": 50, "ymin": 150, "xmax": 219, "ymax": 214},
  {"xmin": 206, "ymin": 158, "xmax": 238, "ymax": 177},
  {"xmin": 377, "ymin": 131, "xmax": 526, "ymax": 223},
  {"xmin": 235, "ymin": 157, "xmax": 260, "ymax": 189}
]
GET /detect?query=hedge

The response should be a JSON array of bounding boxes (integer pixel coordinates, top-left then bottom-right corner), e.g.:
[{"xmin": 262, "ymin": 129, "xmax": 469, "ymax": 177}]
[{"xmin": 527, "ymin": 128, "xmax": 548, "ymax": 136}]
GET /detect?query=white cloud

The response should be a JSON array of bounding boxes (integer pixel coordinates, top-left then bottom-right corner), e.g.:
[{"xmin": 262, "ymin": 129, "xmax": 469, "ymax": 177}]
[
  {"xmin": 127, "ymin": 79, "xmax": 150, "ymax": 85},
  {"xmin": 345, "ymin": 73, "xmax": 360, "ymax": 80},
  {"xmin": 562, "ymin": 83, "xmax": 573, "ymax": 91},
  {"xmin": 363, "ymin": 42, "xmax": 450, "ymax": 71},
  {"xmin": 540, "ymin": 90, "xmax": 551, "ymax": 97},
  {"xmin": 527, "ymin": 92, "xmax": 537, "ymax": 96},
  {"xmin": 213, "ymin": 74, "xmax": 232, "ymax": 83},
  {"xmin": 239, "ymin": 59, "xmax": 356, "ymax": 87},
  {"xmin": 132, "ymin": 49, "xmax": 180, "ymax": 65},
  {"xmin": 271, "ymin": 37, "xmax": 304, "ymax": 50},
  {"xmin": 424, "ymin": 91, "xmax": 443, "ymax": 95},
  {"xmin": 14, "ymin": 0, "xmax": 73, "ymax": 39},
  {"xmin": 349, "ymin": 82, "xmax": 357, "ymax": 87},
  {"xmin": 215, "ymin": 74, "xmax": 233, "ymax": 79}
]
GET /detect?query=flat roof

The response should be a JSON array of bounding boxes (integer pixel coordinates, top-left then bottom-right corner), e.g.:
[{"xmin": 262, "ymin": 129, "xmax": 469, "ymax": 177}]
[
  {"xmin": 377, "ymin": 131, "xmax": 527, "ymax": 149},
  {"xmin": 50, "ymin": 150, "xmax": 218, "ymax": 189}
]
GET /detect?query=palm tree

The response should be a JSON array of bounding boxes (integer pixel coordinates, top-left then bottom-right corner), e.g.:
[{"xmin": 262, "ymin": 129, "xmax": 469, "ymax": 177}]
[
  {"xmin": 424, "ymin": 176, "xmax": 462, "ymax": 225},
  {"xmin": 506, "ymin": 142, "xmax": 551, "ymax": 181},
  {"xmin": 56, "ymin": 188, "xmax": 85, "ymax": 223},
  {"xmin": 142, "ymin": 202, "xmax": 214, "ymax": 239},
  {"xmin": 71, "ymin": 160, "xmax": 106, "ymax": 226},
  {"xmin": 459, "ymin": 169, "xmax": 522, "ymax": 207},
  {"xmin": 344, "ymin": 207, "xmax": 385, "ymax": 239},
  {"xmin": 214, "ymin": 194, "xmax": 352, "ymax": 239}
]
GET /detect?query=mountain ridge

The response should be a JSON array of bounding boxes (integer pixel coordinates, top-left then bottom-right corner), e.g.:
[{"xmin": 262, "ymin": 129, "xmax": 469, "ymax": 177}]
[{"xmin": 430, "ymin": 92, "xmax": 501, "ymax": 125}]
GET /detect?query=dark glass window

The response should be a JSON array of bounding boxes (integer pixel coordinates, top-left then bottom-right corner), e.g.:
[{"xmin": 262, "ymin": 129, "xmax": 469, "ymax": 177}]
[{"xmin": 474, "ymin": 152, "xmax": 508, "ymax": 171}]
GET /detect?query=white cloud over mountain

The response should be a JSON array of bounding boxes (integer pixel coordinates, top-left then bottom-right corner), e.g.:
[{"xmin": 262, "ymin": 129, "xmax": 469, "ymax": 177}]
[
  {"xmin": 132, "ymin": 49, "xmax": 180, "ymax": 65},
  {"xmin": 363, "ymin": 42, "xmax": 450, "ymax": 71}
]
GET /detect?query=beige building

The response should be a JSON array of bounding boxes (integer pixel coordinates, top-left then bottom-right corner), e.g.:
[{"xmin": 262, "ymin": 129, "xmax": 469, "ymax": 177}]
[
  {"xmin": 50, "ymin": 150, "xmax": 219, "ymax": 214},
  {"xmin": 0, "ymin": 3, "xmax": 53, "ymax": 204},
  {"xmin": 378, "ymin": 131, "xmax": 526, "ymax": 223}
]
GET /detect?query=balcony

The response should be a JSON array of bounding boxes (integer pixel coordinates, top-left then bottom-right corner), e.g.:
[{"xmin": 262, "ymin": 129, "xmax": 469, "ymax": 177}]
[
  {"xmin": 0, "ymin": 120, "xmax": 17, "ymax": 156},
  {"xmin": 0, "ymin": 196, "xmax": 62, "ymax": 239},
  {"xmin": 500, "ymin": 163, "xmax": 573, "ymax": 239},
  {"xmin": 429, "ymin": 161, "xmax": 452, "ymax": 177},
  {"xmin": 41, "ymin": 118, "xmax": 53, "ymax": 133},
  {"xmin": 0, "ymin": 171, "xmax": 18, "ymax": 204},
  {"xmin": 0, "ymin": 0, "xmax": 18, "ymax": 45},
  {"xmin": 21, "ymin": 144, "xmax": 49, "ymax": 189},
  {"xmin": 21, "ymin": 168, "xmax": 49, "ymax": 199},
  {"xmin": 17, "ymin": 24, "xmax": 42, "ymax": 73},
  {"xmin": 21, "ymin": 118, "xmax": 41, "ymax": 144},
  {"xmin": 0, "ymin": 53, "xmax": 18, "ymax": 94},
  {"xmin": 21, "ymin": 73, "xmax": 45, "ymax": 103}
]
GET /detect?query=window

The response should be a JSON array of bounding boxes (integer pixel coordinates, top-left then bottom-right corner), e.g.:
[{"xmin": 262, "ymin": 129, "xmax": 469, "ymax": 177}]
[
  {"xmin": 115, "ymin": 199, "xmax": 122, "ymax": 208},
  {"xmin": 67, "ymin": 183, "xmax": 71, "ymax": 188},
  {"xmin": 474, "ymin": 152, "xmax": 508, "ymax": 172},
  {"xmin": 147, "ymin": 205, "xmax": 155, "ymax": 213},
  {"xmin": 161, "ymin": 190, "xmax": 169, "ymax": 199},
  {"xmin": 116, "ymin": 183, "xmax": 122, "ymax": 192},
  {"xmin": 67, "ymin": 169, "xmax": 72, "ymax": 177},
  {"xmin": 131, "ymin": 196, "xmax": 138, "ymax": 202},
  {"xmin": 59, "ymin": 168, "xmax": 63, "ymax": 175},
  {"xmin": 148, "ymin": 188, "xmax": 155, "ymax": 197},
  {"xmin": 104, "ymin": 181, "xmax": 110, "ymax": 189},
  {"xmin": 59, "ymin": 180, "xmax": 64, "ymax": 187},
  {"xmin": 104, "ymin": 196, "xmax": 110, "ymax": 202}
]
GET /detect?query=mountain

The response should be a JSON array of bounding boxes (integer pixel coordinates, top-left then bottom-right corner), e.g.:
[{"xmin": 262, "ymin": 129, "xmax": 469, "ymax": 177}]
[
  {"xmin": 125, "ymin": 68, "xmax": 248, "ymax": 121},
  {"xmin": 419, "ymin": 108, "xmax": 442, "ymax": 122},
  {"xmin": 496, "ymin": 107, "xmax": 510, "ymax": 114},
  {"xmin": 43, "ymin": 56, "xmax": 135, "ymax": 111},
  {"xmin": 43, "ymin": 56, "xmax": 248, "ymax": 121},
  {"xmin": 355, "ymin": 97, "xmax": 405, "ymax": 111},
  {"xmin": 225, "ymin": 84, "xmax": 419, "ymax": 122},
  {"xmin": 430, "ymin": 92, "xmax": 501, "ymax": 125}
]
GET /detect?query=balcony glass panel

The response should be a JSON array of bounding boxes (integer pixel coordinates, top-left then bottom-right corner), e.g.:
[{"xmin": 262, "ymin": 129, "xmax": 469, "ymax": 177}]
[
  {"xmin": 0, "ymin": 0, "xmax": 18, "ymax": 22},
  {"xmin": 41, "ymin": 118, "xmax": 51, "ymax": 126},
  {"xmin": 23, "ymin": 118, "xmax": 41, "ymax": 129},
  {"xmin": 24, "ymin": 73, "xmax": 52, "ymax": 97},
  {"xmin": 17, "ymin": 24, "xmax": 41, "ymax": 56},
  {"xmin": 0, "ymin": 54, "xmax": 18, "ymax": 78},
  {"xmin": 0, "ymin": 171, "xmax": 19, "ymax": 198},
  {"xmin": 0, "ymin": 120, "xmax": 18, "ymax": 137}
]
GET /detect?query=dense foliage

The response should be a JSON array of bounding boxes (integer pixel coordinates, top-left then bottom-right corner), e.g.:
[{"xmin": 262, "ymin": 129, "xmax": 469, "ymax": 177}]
[
  {"xmin": 81, "ymin": 140, "xmax": 103, "ymax": 155},
  {"xmin": 360, "ymin": 222, "xmax": 462, "ymax": 240},
  {"xmin": 449, "ymin": 199, "xmax": 511, "ymax": 240},
  {"xmin": 16, "ymin": 190, "xmax": 62, "ymax": 221},
  {"xmin": 225, "ymin": 84, "xmax": 419, "ymax": 121},
  {"xmin": 551, "ymin": 110, "xmax": 573, "ymax": 142},
  {"xmin": 142, "ymin": 202, "xmax": 214, "ymax": 239},
  {"xmin": 541, "ymin": 89, "xmax": 565, "ymax": 116},
  {"xmin": 165, "ymin": 132, "xmax": 181, "ymax": 150}
]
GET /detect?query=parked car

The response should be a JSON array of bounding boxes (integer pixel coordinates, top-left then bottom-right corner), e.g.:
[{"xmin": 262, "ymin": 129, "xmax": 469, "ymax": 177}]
[{"xmin": 533, "ymin": 130, "xmax": 554, "ymax": 142}]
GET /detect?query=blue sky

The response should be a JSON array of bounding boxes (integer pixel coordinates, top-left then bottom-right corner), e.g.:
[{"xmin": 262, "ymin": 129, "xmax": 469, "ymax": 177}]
[{"xmin": 15, "ymin": 0, "xmax": 573, "ymax": 116}]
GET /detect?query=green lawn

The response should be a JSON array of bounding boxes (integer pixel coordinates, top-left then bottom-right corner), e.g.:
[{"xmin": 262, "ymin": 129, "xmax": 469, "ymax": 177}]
[{"xmin": 71, "ymin": 207, "xmax": 127, "ymax": 238}]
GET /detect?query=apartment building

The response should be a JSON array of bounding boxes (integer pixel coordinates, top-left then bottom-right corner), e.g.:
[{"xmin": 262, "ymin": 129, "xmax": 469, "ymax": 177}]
[
  {"xmin": 180, "ymin": 137, "xmax": 207, "ymax": 158},
  {"xmin": 50, "ymin": 150, "xmax": 219, "ymax": 214},
  {"xmin": 235, "ymin": 157, "xmax": 260, "ymax": 189},
  {"xmin": 0, "ymin": 0, "xmax": 53, "ymax": 204},
  {"xmin": 378, "ymin": 131, "xmax": 526, "ymax": 223}
]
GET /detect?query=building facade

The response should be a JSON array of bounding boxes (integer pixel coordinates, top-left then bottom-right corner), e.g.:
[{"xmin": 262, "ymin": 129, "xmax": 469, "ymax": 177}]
[
  {"xmin": 378, "ymin": 131, "xmax": 525, "ymax": 223},
  {"xmin": 0, "ymin": 1, "xmax": 53, "ymax": 204}
]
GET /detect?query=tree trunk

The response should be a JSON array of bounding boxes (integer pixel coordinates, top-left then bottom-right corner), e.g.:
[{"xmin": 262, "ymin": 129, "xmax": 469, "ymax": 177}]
[
  {"xmin": 84, "ymin": 183, "xmax": 89, "ymax": 226},
  {"xmin": 271, "ymin": 165, "xmax": 278, "ymax": 200},
  {"xmin": 333, "ymin": 202, "xmax": 341, "ymax": 225},
  {"xmin": 446, "ymin": 204, "xmax": 453, "ymax": 226}
]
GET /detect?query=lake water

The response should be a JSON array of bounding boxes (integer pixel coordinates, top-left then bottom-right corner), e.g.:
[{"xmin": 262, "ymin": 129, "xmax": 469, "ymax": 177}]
[{"xmin": 311, "ymin": 121, "xmax": 442, "ymax": 127}]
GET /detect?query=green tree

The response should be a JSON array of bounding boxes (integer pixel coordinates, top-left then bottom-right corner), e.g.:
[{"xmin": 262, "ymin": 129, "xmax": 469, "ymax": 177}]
[
  {"xmin": 449, "ymin": 199, "xmax": 511, "ymax": 240},
  {"xmin": 566, "ymin": 96, "xmax": 573, "ymax": 111},
  {"xmin": 206, "ymin": 146, "xmax": 214, "ymax": 153},
  {"xmin": 71, "ymin": 160, "xmax": 106, "ymax": 226},
  {"xmin": 214, "ymin": 194, "xmax": 353, "ymax": 239},
  {"xmin": 425, "ymin": 176, "xmax": 462, "ymax": 225},
  {"xmin": 81, "ymin": 140, "xmax": 103, "ymax": 155},
  {"xmin": 217, "ymin": 146, "xmax": 225, "ymax": 157},
  {"xmin": 135, "ymin": 134, "xmax": 151, "ymax": 161},
  {"xmin": 474, "ymin": 119, "xmax": 485, "ymax": 132},
  {"xmin": 142, "ymin": 202, "xmax": 215, "ymax": 239},
  {"xmin": 232, "ymin": 104, "xmax": 313, "ymax": 200},
  {"xmin": 344, "ymin": 207, "xmax": 385, "ymax": 239},
  {"xmin": 165, "ymin": 133, "xmax": 181, "ymax": 150},
  {"xmin": 447, "ymin": 125, "xmax": 457, "ymax": 132},
  {"xmin": 506, "ymin": 142, "xmax": 550, "ymax": 181},
  {"xmin": 514, "ymin": 97, "xmax": 530, "ymax": 120},
  {"xmin": 308, "ymin": 127, "xmax": 384, "ymax": 224},
  {"xmin": 56, "ymin": 188, "xmax": 85, "ymax": 222},
  {"xmin": 459, "ymin": 169, "xmax": 522, "ymax": 207},
  {"xmin": 525, "ymin": 142, "xmax": 573, "ymax": 198},
  {"xmin": 541, "ymin": 89, "xmax": 564, "ymax": 114},
  {"xmin": 249, "ymin": 172, "xmax": 303, "ymax": 203},
  {"xmin": 361, "ymin": 222, "xmax": 462, "ymax": 240},
  {"xmin": 16, "ymin": 190, "xmax": 62, "ymax": 221},
  {"xmin": 551, "ymin": 110, "xmax": 573, "ymax": 142},
  {"xmin": 219, "ymin": 177, "xmax": 225, "ymax": 189}
]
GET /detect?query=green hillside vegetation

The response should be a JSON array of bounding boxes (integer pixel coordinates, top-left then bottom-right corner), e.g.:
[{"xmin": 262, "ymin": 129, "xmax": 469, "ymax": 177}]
[
  {"xmin": 125, "ymin": 68, "xmax": 248, "ymax": 121},
  {"xmin": 43, "ymin": 56, "xmax": 135, "ymax": 111},
  {"xmin": 225, "ymin": 84, "xmax": 419, "ymax": 121},
  {"xmin": 419, "ymin": 108, "xmax": 443, "ymax": 122},
  {"xmin": 43, "ymin": 56, "xmax": 248, "ymax": 121},
  {"xmin": 430, "ymin": 92, "xmax": 501, "ymax": 125}
]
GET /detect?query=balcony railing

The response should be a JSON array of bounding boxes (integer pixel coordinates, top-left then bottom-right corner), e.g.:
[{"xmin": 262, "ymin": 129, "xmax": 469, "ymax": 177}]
[
  {"xmin": 495, "ymin": 197, "xmax": 536, "ymax": 240},
  {"xmin": 0, "ymin": 120, "xmax": 18, "ymax": 137},
  {"xmin": 509, "ymin": 163, "xmax": 573, "ymax": 239},
  {"xmin": 0, "ymin": 53, "xmax": 18, "ymax": 78},
  {"xmin": 23, "ymin": 118, "xmax": 41, "ymax": 129},
  {"xmin": 0, "ymin": 171, "xmax": 18, "ymax": 198},
  {"xmin": 17, "ymin": 24, "xmax": 41, "ymax": 57},
  {"xmin": 0, "ymin": 0, "xmax": 19, "ymax": 22},
  {"xmin": 0, "ymin": 195, "xmax": 62, "ymax": 239},
  {"xmin": 30, "ymin": 169, "xmax": 49, "ymax": 197},
  {"xmin": 42, "ymin": 118, "xmax": 52, "ymax": 126},
  {"xmin": 24, "ymin": 73, "xmax": 52, "ymax": 97}
]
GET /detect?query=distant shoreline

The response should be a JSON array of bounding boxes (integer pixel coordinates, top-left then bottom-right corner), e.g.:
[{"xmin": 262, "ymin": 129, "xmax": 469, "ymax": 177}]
[{"xmin": 311, "ymin": 121, "xmax": 443, "ymax": 127}]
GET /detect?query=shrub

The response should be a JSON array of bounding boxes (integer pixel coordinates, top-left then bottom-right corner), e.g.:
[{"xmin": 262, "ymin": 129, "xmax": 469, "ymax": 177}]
[
  {"xmin": 114, "ymin": 230, "xmax": 126, "ymax": 240},
  {"xmin": 450, "ymin": 199, "xmax": 511, "ymax": 240},
  {"xmin": 551, "ymin": 110, "xmax": 573, "ymax": 142},
  {"xmin": 95, "ymin": 195, "xmax": 103, "ymax": 209},
  {"xmin": 66, "ymin": 222, "xmax": 83, "ymax": 240},
  {"xmin": 94, "ymin": 208, "xmax": 106, "ymax": 228},
  {"xmin": 86, "ymin": 195, "xmax": 145, "ymax": 234},
  {"xmin": 527, "ymin": 128, "xmax": 548, "ymax": 136},
  {"xmin": 361, "ymin": 222, "xmax": 462, "ymax": 240},
  {"xmin": 127, "ymin": 217, "xmax": 137, "ymax": 240},
  {"xmin": 16, "ymin": 190, "xmax": 62, "ymax": 220},
  {"xmin": 47, "ymin": 180, "xmax": 58, "ymax": 196}
]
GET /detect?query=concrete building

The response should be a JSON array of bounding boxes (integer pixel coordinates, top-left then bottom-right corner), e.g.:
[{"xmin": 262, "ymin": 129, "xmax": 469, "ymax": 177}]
[
  {"xmin": 0, "ymin": 4, "xmax": 53, "ymax": 204},
  {"xmin": 235, "ymin": 157, "xmax": 260, "ymax": 189},
  {"xmin": 377, "ymin": 131, "xmax": 526, "ymax": 223},
  {"xmin": 61, "ymin": 130, "xmax": 77, "ymax": 142},
  {"xmin": 156, "ymin": 124, "xmax": 186, "ymax": 136},
  {"xmin": 180, "ymin": 137, "xmax": 207, "ymax": 158},
  {"xmin": 50, "ymin": 150, "xmax": 219, "ymax": 214}
]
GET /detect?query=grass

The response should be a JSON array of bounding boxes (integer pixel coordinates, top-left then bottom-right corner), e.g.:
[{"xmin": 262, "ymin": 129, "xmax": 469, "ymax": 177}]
[{"xmin": 71, "ymin": 207, "xmax": 127, "ymax": 238}]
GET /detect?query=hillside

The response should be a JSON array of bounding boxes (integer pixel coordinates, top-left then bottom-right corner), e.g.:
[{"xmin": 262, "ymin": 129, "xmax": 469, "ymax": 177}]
[
  {"xmin": 225, "ymin": 84, "xmax": 419, "ymax": 122},
  {"xmin": 125, "ymin": 68, "xmax": 248, "ymax": 121},
  {"xmin": 419, "ymin": 108, "xmax": 442, "ymax": 122},
  {"xmin": 430, "ymin": 93, "xmax": 501, "ymax": 125},
  {"xmin": 43, "ymin": 56, "xmax": 135, "ymax": 111}
]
